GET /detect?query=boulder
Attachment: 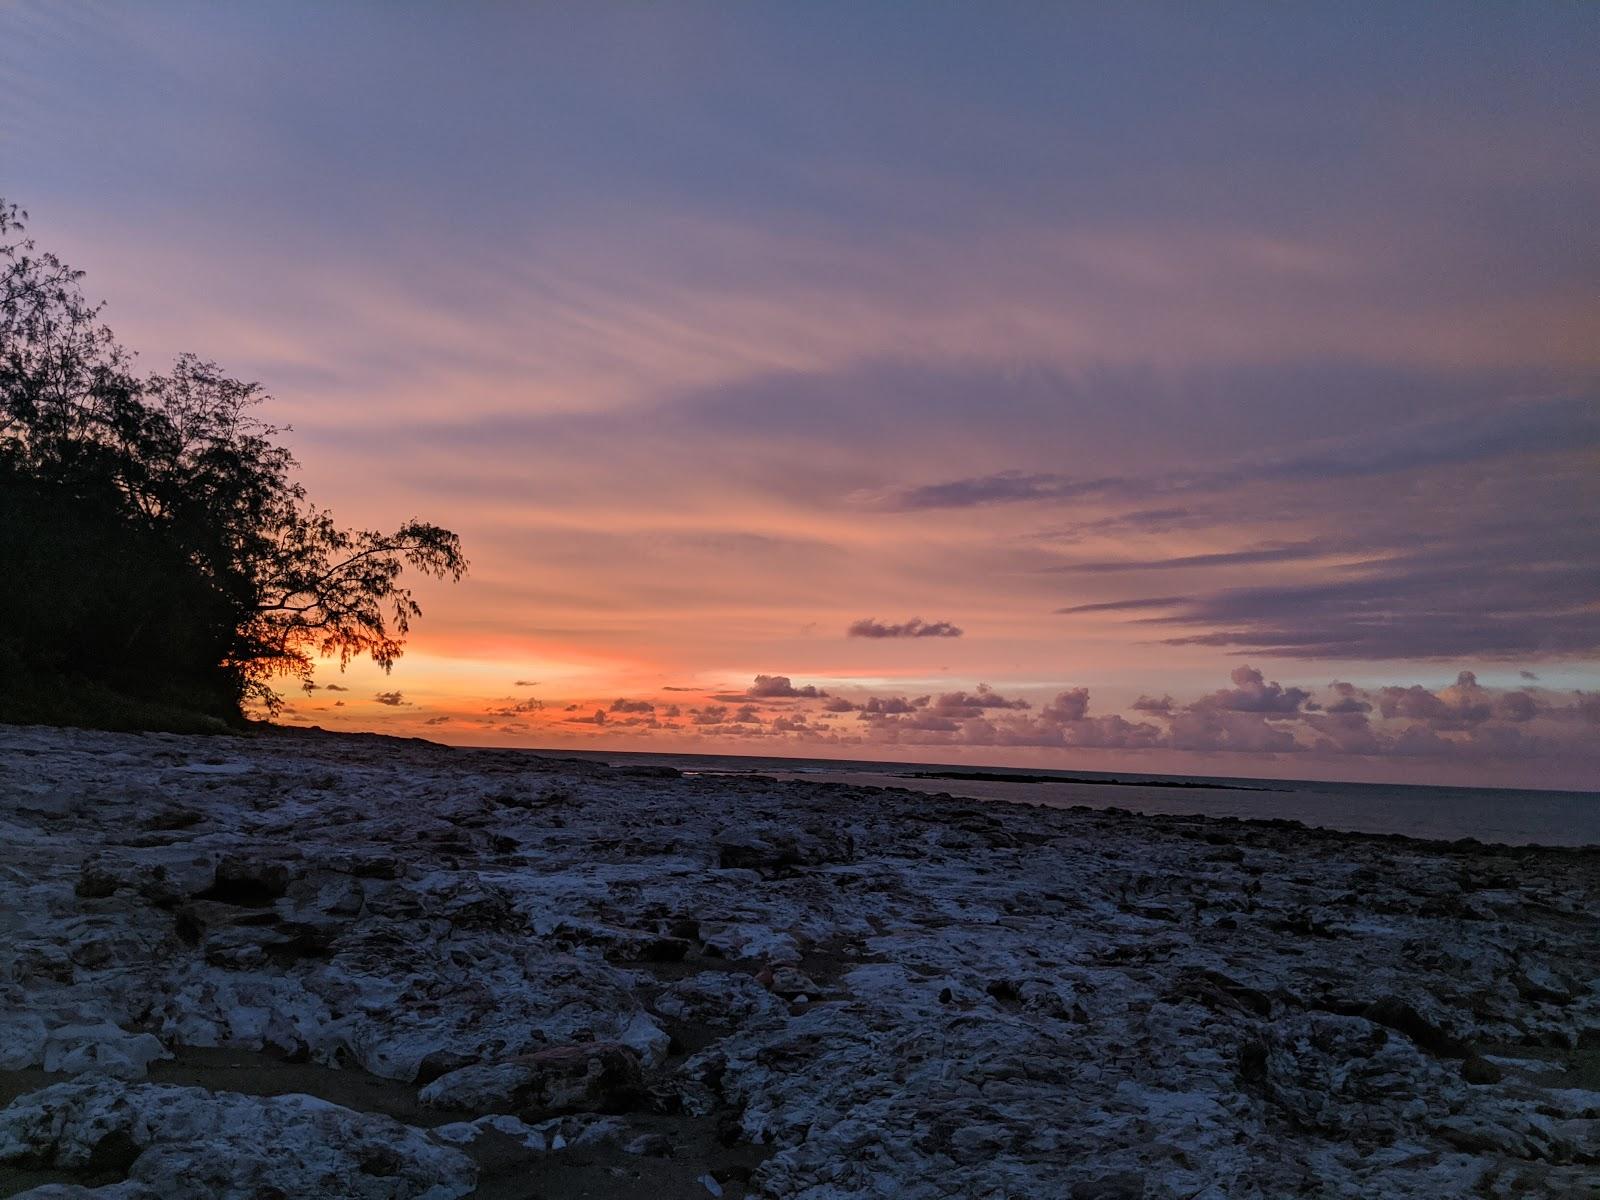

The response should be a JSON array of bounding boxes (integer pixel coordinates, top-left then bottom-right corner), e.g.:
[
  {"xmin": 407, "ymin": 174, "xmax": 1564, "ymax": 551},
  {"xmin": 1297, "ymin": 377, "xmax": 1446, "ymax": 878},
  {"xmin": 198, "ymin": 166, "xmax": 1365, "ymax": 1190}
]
[
  {"xmin": 420, "ymin": 1042, "xmax": 643, "ymax": 1117},
  {"xmin": 0, "ymin": 1078, "xmax": 476, "ymax": 1200}
]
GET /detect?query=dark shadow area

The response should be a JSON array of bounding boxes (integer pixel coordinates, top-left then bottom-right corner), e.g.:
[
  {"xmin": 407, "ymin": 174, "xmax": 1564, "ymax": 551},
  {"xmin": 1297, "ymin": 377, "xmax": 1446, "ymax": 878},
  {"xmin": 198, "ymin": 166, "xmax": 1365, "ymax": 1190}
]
[{"xmin": 0, "ymin": 200, "xmax": 464, "ymax": 731}]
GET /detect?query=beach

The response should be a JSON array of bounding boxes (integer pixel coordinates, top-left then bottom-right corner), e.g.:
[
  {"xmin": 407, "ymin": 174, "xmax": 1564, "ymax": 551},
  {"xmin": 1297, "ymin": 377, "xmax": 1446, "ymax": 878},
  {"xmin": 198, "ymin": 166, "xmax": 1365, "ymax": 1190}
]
[{"xmin": 1, "ymin": 724, "xmax": 1597, "ymax": 1199}]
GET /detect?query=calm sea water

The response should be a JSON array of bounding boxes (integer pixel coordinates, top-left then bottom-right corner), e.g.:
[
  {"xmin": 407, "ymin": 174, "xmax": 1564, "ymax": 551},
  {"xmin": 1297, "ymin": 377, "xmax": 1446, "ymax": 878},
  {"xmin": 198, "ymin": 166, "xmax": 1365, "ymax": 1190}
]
[{"xmin": 519, "ymin": 749, "xmax": 1600, "ymax": 847}]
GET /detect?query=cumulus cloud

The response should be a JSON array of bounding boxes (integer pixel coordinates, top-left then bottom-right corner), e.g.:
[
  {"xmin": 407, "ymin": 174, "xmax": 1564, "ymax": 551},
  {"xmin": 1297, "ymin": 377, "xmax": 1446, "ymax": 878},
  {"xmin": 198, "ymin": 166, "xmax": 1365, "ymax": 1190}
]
[
  {"xmin": 744, "ymin": 674, "xmax": 829, "ymax": 699},
  {"xmin": 373, "ymin": 691, "xmax": 407, "ymax": 707},
  {"xmin": 848, "ymin": 617, "xmax": 964, "ymax": 639},
  {"xmin": 487, "ymin": 697, "xmax": 544, "ymax": 718},
  {"xmin": 928, "ymin": 685, "xmax": 1031, "ymax": 717},
  {"xmin": 610, "ymin": 698, "xmax": 655, "ymax": 713},
  {"xmin": 567, "ymin": 709, "xmax": 607, "ymax": 726},
  {"xmin": 423, "ymin": 715, "xmax": 451, "ymax": 725},
  {"xmin": 322, "ymin": 683, "xmax": 349, "ymax": 692},
  {"xmin": 856, "ymin": 695, "xmax": 922, "ymax": 716},
  {"xmin": 1189, "ymin": 665, "xmax": 1310, "ymax": 716},
  {"xmin": 859, "ymin": 685, "xmax": 1160, "ymax": 750},
  {"xmin": 1139, "ymin": 669, "xmax": 1596, "ymax": 761},
  {"xmin": 513, "ymin": 679, "xmax": 539, "ymax": 687},
  {"xmin": 1374, "ymin": 671, "xmax": 1541, "ymax": 729},
  {"xmin": 1323, "ymin": 682, "xmax": 1372, "ymax": 715}
]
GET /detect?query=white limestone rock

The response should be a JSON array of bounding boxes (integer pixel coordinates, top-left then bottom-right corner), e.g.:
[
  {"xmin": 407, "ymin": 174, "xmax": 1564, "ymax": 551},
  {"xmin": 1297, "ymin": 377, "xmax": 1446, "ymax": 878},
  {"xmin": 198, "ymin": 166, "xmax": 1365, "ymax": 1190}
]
[{"xmin": 0, "ymin": 1078, "xmax": 475, "ymax": 1200}]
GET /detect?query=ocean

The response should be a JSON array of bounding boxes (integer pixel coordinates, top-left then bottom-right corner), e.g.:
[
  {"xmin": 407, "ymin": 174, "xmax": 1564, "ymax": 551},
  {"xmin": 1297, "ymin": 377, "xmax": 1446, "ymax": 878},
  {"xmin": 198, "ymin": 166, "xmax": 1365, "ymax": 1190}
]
[{"xmin": 514, "ymin": 749, "xmax": 1600, "ymax": 847}]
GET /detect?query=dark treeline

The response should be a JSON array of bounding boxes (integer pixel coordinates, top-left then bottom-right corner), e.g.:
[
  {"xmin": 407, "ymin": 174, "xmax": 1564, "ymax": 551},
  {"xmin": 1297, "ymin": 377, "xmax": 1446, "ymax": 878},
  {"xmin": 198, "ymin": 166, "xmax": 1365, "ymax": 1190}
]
[{"xmin": 0, "ymin": 201, "xmax": 465, "ymax": 729}]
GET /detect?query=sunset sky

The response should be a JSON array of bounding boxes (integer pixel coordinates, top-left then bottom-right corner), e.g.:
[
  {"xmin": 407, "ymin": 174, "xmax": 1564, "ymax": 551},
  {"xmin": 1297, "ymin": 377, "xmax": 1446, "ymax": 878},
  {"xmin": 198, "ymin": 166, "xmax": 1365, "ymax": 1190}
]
[{"xmin": 5, "ymin": 3, "xmax": 1597, "ymax": 786}]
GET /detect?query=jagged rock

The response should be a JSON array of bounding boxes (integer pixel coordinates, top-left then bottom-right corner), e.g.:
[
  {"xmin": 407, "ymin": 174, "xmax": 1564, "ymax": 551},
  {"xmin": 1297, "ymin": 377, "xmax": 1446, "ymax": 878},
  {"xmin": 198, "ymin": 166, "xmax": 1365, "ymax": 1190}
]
[
  {"xmin": 1253, "ymin": 1013, "xmax": 1437, "ymax": 1138},
  {"xmin": 766, "ymin": 967, "xmax": 820, "ymax": 999},
  {"xmin": 653, "ymin": 972, "xmax": 782, "ymax": 1026},
  {"xmin": 0, "ymin": 1012, "xmax": 49, "ymax": 1070},
  {"xmin": 1435, "ymin": 1114, "xmax": 1572, "ymax": 1162},
  {"xmin": 1169, "ymin": 969, "xmax": 1273, "ymax": 1018},
  {"xmin": 1362, "ymin": 995, "xmax": 1465, "ymax": 1056},
  {"xmin": 40, "ymin": 1023, "xmax": 169, "ymax": 1079},
  {"xmin": 0, "ymin": 1078, "xmax": 476, "ymax": 1199},
  {"xmin": 419, "ymin": 1042, "xmax": 644, "ymax": 1117},
  {"xmin": 2, "ymin": 725, "xmax": 1598, "ymax": 1200},
  {"xmin": 1514, "ymin": 965, "xmax": 1578, "ymax": 1005}
]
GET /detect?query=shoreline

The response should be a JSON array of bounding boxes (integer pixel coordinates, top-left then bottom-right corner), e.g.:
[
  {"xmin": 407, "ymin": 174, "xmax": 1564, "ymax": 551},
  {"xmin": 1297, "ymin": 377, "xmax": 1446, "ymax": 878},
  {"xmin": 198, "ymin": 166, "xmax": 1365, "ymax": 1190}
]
[{"xmin": 1, "ymin": 723, "xmax": 1597, "ymax": 1198}]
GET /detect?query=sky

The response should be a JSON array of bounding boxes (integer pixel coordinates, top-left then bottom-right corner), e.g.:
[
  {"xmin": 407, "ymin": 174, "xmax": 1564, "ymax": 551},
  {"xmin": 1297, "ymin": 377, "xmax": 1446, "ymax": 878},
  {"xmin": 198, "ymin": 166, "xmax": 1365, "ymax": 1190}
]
[{"xmin": 4, "ymin": 2, "xmax": 1597, "ymax": 787}]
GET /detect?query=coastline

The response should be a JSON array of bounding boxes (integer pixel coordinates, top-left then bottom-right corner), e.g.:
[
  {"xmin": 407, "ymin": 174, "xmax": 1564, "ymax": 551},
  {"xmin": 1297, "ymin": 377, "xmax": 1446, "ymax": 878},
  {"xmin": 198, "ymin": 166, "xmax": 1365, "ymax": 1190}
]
[{"xmin": 1, "ymin": 723, "xmax": 1596, "ymax": 1198}]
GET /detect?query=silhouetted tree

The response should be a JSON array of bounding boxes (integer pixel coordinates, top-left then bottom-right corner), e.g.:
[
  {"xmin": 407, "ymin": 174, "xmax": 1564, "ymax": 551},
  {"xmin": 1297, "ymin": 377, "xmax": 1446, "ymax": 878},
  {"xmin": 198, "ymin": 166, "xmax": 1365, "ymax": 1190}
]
[{"xmin": 0, "ymin": 200, "xmax": 465, "ymax": 724}]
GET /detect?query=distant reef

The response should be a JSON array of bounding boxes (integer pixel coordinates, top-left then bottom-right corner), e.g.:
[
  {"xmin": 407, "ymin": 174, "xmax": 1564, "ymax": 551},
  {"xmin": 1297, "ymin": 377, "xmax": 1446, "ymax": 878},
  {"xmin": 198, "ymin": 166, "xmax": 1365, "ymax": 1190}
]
[{"xmin": 899, "ymin": 768, "xmax": 1279, "ymax": 791}]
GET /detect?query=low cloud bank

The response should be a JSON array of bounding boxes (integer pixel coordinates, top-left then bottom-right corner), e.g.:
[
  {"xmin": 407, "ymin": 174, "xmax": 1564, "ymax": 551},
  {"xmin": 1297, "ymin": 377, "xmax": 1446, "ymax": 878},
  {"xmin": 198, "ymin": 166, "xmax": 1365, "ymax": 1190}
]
[
  {"xmin": 427, "ymin": 668, "xmax": 1597, "ymax": 780},
  {"xmin": 833, "ymin": 668, "xmax": 1598, "ymax": 763},
  {"xmin": 582, "ymin": 668, "xmax": 1599, "ymax": 770}
]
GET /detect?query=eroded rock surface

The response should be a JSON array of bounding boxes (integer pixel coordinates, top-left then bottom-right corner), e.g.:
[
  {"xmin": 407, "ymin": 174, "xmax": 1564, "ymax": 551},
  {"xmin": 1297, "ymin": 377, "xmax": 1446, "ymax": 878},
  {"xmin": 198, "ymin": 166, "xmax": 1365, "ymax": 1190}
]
[
  {"xmin": 0, "ymin": 1077, "xmax": 475, "ymax": 1199},
  {"xmin": 1, "ymin": 724, "xmax": 1597, "ymax": 1199}
]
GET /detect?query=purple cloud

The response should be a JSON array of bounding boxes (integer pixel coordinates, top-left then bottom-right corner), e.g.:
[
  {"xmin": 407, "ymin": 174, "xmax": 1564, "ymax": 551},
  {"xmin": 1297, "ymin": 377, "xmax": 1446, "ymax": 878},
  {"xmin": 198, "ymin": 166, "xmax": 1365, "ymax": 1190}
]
[
  {"xmin": 848, "ymin": 617, "xmax": 965, "ymax": 639},
  {"xmin": 745, "ymin": 674, "xmax": 829, "ymax": 699},
  {"xmin": 1057, "ymin": 596, "xmax": 1190, "ymax": 615}
]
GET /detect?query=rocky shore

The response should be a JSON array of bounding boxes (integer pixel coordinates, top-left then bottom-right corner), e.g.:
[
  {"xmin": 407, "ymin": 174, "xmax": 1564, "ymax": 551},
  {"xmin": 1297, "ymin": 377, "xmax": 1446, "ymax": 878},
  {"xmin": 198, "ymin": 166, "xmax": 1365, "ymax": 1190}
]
[{"xmin": 0, "ymin": 724, "xmax": 1596, "ymax": 1199}]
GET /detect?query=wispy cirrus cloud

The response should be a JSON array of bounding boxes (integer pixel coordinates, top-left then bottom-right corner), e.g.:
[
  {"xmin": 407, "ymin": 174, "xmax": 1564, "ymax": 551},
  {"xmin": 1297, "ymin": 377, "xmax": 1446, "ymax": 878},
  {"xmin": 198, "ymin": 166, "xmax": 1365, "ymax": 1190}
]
[
  {"xmin": 1114, "ymin": 532, "xmax": 1599, "ymax": 660},
  {"xmin": 1057, "ymin": 596, "xmax": 1191, "ymax": 615},
  {"xmin": 881, "ymin": 396, "xmax": 1599, "ymax": 512},
  {"xmin": 1048, "ymin": 542, "xmax": 1338, "ymax": 574}
]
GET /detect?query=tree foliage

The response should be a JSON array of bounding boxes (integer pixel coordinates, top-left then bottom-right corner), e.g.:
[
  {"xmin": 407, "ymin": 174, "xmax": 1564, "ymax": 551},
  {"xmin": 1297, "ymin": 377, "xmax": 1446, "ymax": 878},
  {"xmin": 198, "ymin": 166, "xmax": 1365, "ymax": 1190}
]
[{"xmin": 0, "ymin": 200, "xmax": 465, "ymax": 724}]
